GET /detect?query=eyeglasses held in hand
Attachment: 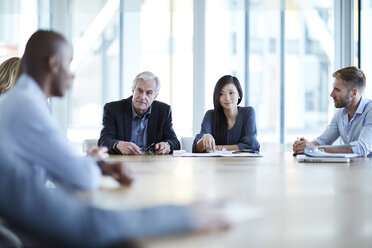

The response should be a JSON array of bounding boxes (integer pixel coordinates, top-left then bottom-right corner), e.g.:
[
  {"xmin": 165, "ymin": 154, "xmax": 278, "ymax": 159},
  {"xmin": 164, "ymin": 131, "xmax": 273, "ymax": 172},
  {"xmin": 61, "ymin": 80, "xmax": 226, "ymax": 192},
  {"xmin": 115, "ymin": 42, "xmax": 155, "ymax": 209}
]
[{"xmin": 141, "ymin": 143, "xmax": 156, "ymax": 154}]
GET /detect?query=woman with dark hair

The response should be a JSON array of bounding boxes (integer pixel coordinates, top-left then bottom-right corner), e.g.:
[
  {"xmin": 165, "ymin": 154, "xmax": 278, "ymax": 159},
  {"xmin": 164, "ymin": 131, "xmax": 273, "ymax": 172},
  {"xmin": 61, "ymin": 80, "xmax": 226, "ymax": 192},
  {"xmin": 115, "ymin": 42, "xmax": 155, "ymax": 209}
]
[{"xmin": 192, "ymin": 75, "xmax": 260, "ymax": 153}]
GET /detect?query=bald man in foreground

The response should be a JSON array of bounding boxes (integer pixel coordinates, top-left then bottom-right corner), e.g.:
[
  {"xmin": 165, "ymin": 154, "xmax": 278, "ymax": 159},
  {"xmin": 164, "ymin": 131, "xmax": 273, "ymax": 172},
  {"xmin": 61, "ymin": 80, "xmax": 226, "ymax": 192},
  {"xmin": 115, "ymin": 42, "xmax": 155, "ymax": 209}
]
[
  {"xmin": 0, "ymin": 30, "xmax": 228, "ymax": 247},
  {"xmin": 0, "ymin": 30, "xmax": 131, "ymax": 191}
]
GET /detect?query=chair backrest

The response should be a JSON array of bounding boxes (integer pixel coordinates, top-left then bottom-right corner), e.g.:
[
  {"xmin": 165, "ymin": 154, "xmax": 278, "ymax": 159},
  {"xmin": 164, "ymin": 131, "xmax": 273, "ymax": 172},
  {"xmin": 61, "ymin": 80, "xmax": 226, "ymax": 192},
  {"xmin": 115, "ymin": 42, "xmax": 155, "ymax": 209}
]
[
  {"xmin": 180, "ymin": 137, "xmax": 194, "ymax": 153},
  {"xmin": 82, "ymin": 139, "xmax": 99, "ymax": 153}
]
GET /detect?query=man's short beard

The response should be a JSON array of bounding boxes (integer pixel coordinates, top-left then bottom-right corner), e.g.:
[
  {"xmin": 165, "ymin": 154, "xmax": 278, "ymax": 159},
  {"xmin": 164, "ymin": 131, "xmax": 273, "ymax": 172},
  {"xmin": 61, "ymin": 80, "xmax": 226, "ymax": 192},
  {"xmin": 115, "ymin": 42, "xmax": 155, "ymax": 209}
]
[{"xmin": 334, "ymin": 93, "xmax": 352, "ymax": 108}]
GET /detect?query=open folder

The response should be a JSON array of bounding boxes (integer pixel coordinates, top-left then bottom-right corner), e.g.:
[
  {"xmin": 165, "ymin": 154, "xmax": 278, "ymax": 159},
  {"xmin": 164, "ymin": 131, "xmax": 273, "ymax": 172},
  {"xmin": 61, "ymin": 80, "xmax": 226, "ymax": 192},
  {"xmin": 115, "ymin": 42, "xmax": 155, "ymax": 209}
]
[
  {"xmin": 297, "ymin": 146, "xmax": 359, "ymax": 163},
  {"xmin": 304, "ymin": 146, "xmax": 359, "ymax": 158}
]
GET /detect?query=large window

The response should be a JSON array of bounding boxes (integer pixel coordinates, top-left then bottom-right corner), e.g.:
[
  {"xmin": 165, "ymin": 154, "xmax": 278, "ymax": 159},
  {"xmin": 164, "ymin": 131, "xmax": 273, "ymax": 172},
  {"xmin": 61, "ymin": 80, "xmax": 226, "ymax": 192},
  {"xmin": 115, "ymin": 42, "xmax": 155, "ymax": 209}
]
[
  {"xmin": 248, "ymin": 1, "xmax": 282, "ymax": 142},
  {"xmin": 203, "ymin": 0, "xmax": 334, "ymax": 143},
  {"xmin": 0, "ymin": 0, "xmax": 356, "ymax": 150},
  {"xmin": 138, "ymin": 0, "xmax": 193, "ymax": 138},
  {"xmin": 66, "ymin": 0, "xmax": 194, "ymax": 143},
  {"xmin": 204, "ymin": 0, "xmax": 246, "ymax": 111},
  {"xmin": 284, "ymin": 1, "xmax": 334, "ymax": 142},
  {"xmin": 361, "ymin": 0, "xmax": 372, "ymax": 99},
  {"xmin": 0, "ymin": 0, "xmax": 47, "ymax": 60},
  {"xmin": 67, "ymin": 0, "xmax": 120, "ymax": 141}
]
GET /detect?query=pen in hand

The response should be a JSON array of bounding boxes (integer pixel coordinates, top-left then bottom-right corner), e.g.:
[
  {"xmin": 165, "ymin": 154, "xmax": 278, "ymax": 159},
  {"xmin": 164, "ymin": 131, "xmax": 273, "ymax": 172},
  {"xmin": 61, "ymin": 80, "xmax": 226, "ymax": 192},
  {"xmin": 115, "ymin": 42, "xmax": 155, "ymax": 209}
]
[{"xmin": 293, "ymin": 137, "xmax": 304, "ymax": 156}]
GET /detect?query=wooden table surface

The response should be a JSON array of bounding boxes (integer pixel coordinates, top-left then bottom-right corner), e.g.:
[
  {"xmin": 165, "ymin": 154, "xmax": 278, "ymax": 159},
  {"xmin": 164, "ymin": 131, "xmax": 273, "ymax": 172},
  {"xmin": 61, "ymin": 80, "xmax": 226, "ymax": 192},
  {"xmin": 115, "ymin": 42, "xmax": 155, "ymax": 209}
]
[{"xmin": 81, "ymin": 144, "xmax": 372, "ymax": 248}]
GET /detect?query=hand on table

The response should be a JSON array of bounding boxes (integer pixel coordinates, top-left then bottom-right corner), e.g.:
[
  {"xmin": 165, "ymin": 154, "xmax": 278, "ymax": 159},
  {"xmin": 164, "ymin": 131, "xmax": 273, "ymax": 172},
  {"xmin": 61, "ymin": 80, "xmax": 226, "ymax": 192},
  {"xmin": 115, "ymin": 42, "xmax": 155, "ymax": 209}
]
[
  {"xmin": 87, "ymin": 146, "xmax": 109, "ymax": 161},
  {"xmin": 155, "ymin": 142, "xmax": 171, "ymax": 154},
  {"xmin": 292, "ymin": 137, "xmax": 314, "ymax": 154},
  {"xmin": 199, "ymin": 134, "xmax": 216, "ymax": 152},
  {"xmin": 116, "ymin": 141, "xmax": 141, "ymax": 155},
  {"xmin": 98, "ymin": 161, "xmax": 133, "ymax": 186},
  {"xmin": 189, "ymin": 202, "xmax": 230, "ymax": 232}
]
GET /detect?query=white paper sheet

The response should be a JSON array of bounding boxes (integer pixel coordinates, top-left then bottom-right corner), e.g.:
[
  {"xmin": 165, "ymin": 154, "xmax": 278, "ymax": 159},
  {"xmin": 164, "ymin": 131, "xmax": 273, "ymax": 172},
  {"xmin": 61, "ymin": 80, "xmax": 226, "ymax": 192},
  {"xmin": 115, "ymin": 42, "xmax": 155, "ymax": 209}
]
[{"xmin": 172, "ymin": 150, "xmax": 262, "ymax": 157}]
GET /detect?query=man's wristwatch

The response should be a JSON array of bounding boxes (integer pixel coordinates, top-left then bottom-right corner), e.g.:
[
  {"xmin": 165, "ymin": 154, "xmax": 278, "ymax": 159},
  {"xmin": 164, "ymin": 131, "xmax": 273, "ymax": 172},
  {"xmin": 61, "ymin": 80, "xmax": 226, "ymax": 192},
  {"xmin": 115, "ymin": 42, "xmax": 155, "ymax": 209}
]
[{"xmin": 113, "ymin": 141, "xmax": 122, "ymax": 154}]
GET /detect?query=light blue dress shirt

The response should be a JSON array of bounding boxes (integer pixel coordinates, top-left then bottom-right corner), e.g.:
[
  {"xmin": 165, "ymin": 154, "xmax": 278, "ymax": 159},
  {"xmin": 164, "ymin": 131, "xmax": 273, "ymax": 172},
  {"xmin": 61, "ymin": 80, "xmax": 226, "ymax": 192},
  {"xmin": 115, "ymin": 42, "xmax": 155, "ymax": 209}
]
[
  {"xmin": 314, "ymin": 97, "xmax": 372, "ymax": 156},
  {"xmin": 0, "ymin": 74, "xmax": 102, "ymax": 190},
  {"xmin": 0, "ymin": 141, "xmax": 194, "ymax": 247},
  {"xmin": 0, "ymin": 74, "xmax": 196, "ymax": 246},
  {"xmin": 130, "ymin": 104, "xmax": 151, "ymax": 149}
]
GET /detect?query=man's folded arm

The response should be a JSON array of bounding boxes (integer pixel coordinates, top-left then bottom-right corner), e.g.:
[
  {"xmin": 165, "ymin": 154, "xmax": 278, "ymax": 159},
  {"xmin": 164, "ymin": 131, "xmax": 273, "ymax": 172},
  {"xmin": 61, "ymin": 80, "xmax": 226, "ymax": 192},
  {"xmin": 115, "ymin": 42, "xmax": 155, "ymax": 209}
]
[
  {"xmin": 313, "ymin": 116, "xmax": 340, "ymax": 146},
  {"xmin": 350, "ymin": 119, "xmax": 372, "ymax": 156},
  {"xmin": 12, "ymin": 106, "xmax": 102, "ymax": 191}
]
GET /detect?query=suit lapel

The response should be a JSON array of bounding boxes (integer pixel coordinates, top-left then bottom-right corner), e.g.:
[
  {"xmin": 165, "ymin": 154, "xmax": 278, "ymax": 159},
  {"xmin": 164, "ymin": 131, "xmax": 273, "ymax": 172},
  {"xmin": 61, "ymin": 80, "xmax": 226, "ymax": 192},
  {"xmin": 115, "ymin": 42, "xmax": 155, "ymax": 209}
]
[
  {"xmin": 123, "ymin": 97, "xmax": 132, "ymax": 141},
  {"xmin": 147, "ymin": 102, "xmax": 156, "ymax": 146}
]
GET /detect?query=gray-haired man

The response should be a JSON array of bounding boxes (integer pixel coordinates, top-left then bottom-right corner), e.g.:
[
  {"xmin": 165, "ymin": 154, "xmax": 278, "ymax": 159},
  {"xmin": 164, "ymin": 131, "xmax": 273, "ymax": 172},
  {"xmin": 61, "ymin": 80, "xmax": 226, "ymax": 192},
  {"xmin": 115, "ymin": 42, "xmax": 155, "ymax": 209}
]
[{"xmin": 99, "ymin": 71, "xmax": 180, "ymax": 155}]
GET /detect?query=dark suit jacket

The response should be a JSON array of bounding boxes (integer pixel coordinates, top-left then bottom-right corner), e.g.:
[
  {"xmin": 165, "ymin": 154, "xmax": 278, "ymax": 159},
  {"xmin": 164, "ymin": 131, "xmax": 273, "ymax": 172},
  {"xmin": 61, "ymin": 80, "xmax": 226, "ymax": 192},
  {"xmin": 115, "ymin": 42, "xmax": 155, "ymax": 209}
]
[{"xmin": 98, "ymin": 96, "xmax": 180, "ymax": 154}]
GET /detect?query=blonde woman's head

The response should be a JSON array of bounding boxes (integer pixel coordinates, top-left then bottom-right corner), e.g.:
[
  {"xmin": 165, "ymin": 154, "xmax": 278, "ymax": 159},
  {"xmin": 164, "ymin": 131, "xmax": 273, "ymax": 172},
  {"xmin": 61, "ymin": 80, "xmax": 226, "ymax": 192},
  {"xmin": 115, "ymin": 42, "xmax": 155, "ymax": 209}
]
[{"xmin": 0, "ymin": 57, "xmax": 21, "ymax": 94}]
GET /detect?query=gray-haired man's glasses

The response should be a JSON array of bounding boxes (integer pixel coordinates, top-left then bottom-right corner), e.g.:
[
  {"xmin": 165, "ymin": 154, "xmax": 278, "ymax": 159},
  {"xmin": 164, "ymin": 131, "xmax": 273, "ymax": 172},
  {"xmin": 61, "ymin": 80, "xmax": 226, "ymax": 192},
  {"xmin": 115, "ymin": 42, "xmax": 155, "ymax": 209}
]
[{"xmin": 141, "ymin": 143, "xmax": 155, "ymax": 154}]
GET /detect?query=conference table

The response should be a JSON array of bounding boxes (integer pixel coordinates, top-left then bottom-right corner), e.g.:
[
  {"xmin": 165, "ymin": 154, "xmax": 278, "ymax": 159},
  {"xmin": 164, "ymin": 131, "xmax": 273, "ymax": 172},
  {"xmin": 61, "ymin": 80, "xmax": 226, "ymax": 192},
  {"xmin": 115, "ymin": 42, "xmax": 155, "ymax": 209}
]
[{"xmin": 81, "ymin": 143, "xmax": 372, "ymax": 248}]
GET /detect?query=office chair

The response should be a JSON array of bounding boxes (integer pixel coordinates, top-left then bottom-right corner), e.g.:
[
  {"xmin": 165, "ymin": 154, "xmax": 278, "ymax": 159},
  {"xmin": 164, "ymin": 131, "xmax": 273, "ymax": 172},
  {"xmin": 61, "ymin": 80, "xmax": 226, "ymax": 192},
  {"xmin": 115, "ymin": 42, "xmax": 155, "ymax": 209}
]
[
  {"xmin": 180, "ymin": 137, "xmax": 194, "ymax": 153},
  {"xmin": 82, "ymin": 139, "xmax": 99, "ymax": 153}
]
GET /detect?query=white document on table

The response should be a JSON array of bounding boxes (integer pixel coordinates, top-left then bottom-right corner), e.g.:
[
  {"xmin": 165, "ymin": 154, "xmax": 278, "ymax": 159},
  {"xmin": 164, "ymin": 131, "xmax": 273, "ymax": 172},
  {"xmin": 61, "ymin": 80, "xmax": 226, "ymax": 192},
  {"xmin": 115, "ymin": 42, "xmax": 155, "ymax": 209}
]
[{"xmin": 173, "ymin": 150, "xmax": 262, "ymax": 157}]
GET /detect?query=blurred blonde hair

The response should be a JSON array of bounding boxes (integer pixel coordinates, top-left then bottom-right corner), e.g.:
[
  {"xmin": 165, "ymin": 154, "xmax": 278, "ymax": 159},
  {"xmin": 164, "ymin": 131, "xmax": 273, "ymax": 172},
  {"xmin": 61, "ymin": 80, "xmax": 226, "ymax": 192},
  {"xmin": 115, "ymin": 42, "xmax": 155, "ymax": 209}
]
[{"xmin": 0, "ymin": 57, "xmax": 21, "ymax": 94}]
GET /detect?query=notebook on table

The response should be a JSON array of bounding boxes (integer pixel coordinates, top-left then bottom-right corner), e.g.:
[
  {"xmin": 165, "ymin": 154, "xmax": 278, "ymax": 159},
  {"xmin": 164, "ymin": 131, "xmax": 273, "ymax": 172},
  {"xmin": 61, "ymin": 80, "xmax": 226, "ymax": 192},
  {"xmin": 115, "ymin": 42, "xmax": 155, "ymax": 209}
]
[{"xmin": 296, "ymin": 154, "xmax": 351, "ymax": 163}]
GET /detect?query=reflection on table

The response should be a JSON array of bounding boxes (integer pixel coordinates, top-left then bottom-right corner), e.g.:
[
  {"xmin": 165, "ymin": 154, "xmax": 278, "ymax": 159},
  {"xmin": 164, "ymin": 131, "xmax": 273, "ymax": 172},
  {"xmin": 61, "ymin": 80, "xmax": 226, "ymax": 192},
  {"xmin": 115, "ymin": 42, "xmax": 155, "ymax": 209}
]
[{"xmin": 80, "ymin": 144, "xmax": 372, "ymax": 248}]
